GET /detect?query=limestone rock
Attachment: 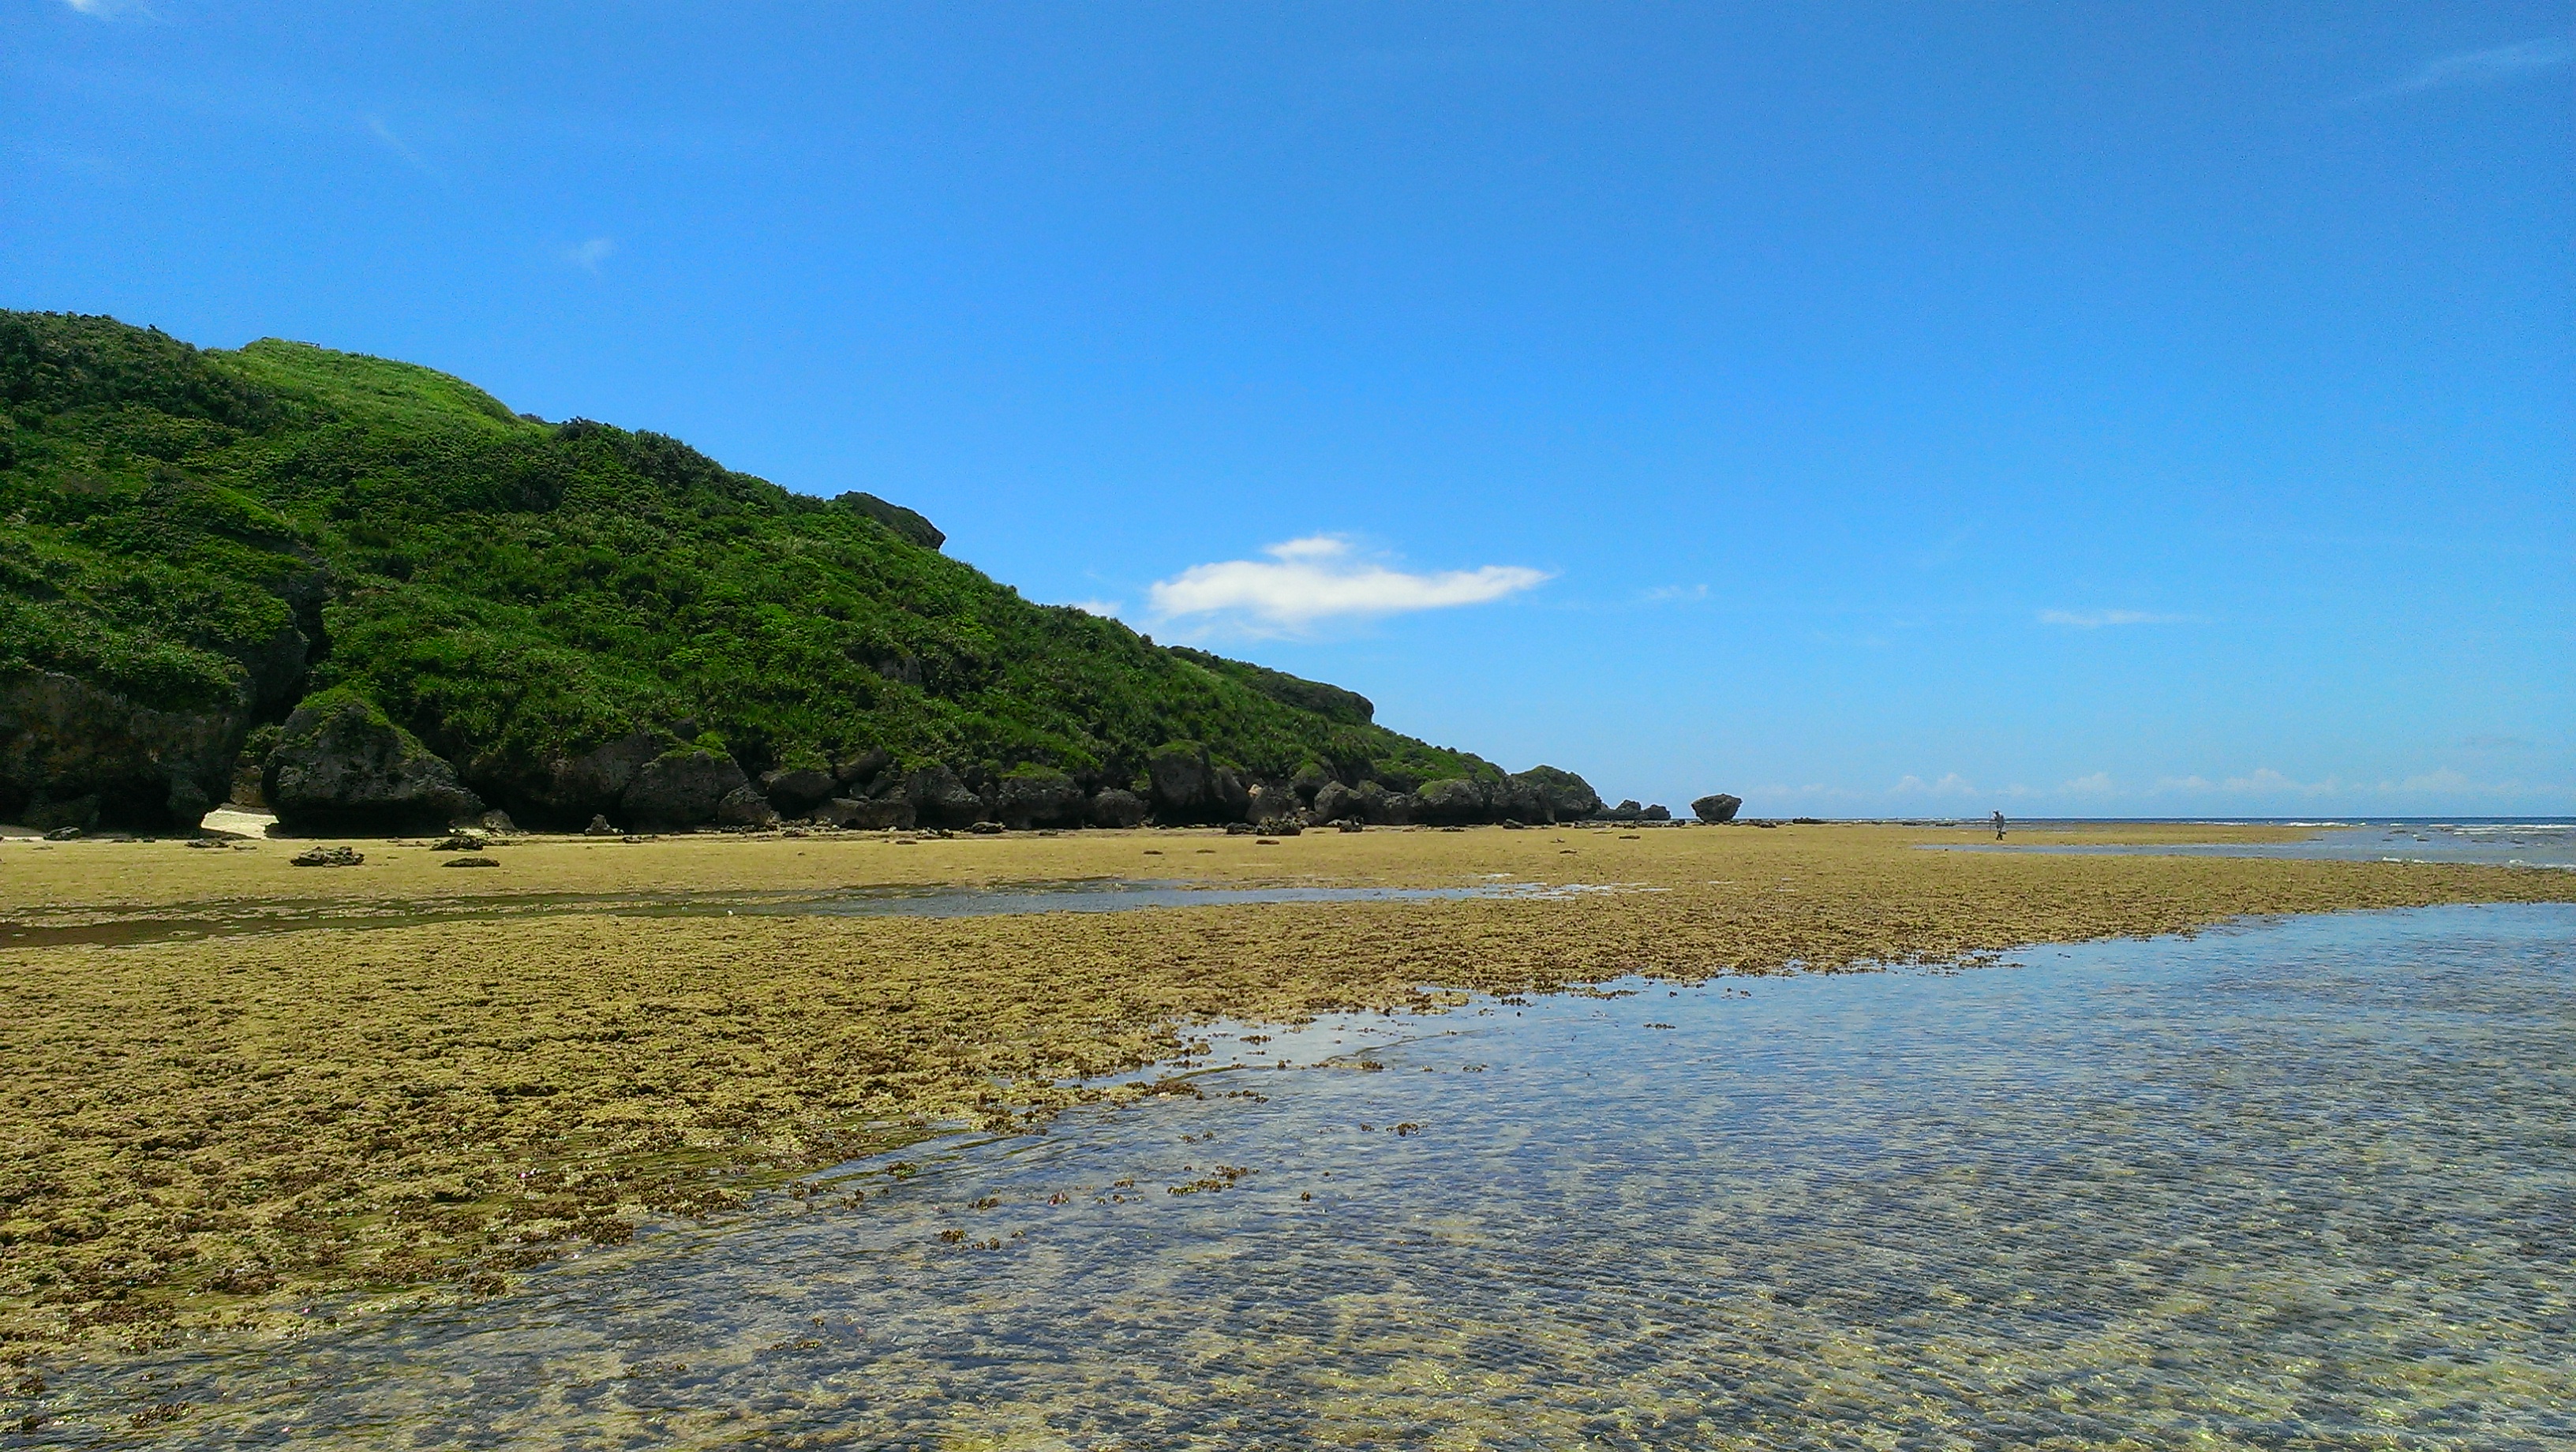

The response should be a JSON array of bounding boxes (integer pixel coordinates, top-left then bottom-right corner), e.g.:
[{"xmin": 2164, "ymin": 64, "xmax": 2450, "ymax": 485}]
[
  {"xmin": 290, "ymin": 845, "xmax": 364, "ymax": 866},
  {"xmin": 583, "ymin": 814, "xmax": 619, "ymax": 836},
  {"xmin": 1510, "ymin": 765, "xmax": 1603, "ymax": 822},
  {"xmin": 761, "ymin": 765, "xmax": 837, "ymax": 814},
  {"xmin": 903, "ymin": 764, "xmax": 987, "ymax": 829},
  {"xmin": 265, "ymin": 695, "xmax": 485, "ymax": 835},
  {"xmin": 1309, "ymin": 780, "xmax": 1359, "ymax": 825},
  {"xmin": 1691, "ymin": 793, "xmax": 1743, "ymax": 823},
  {"xmin": 1089, "ymin": 788, "xmax": 1148, "ymax": 829},
  {"xmin": 717, "ymin": 785, "xmax": 781, "ymax": 829},
  {"xmin": 1147, "ymin": 743, "xmax": 1213, "ymax": 819},
  {"xmin": 1413, "ymin": 778, "xmax": 1490, "ymax": 826},
  {"xmin": 0, "ymin": 671, "xmax": 241, "ymax": 832},
  {"xmin": 619, "ymin": 747, "xmax": 748, "ymax": 830},
  {"xmin": 997, "ymin": 769, "xmax": 1085, "ymax": 829}
]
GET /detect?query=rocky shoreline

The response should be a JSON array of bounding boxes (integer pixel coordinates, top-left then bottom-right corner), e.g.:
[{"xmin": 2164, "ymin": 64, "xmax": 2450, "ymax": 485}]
[{"xmin": 6, "ymin": 683, "xmax": 1739, "ymax": 839}]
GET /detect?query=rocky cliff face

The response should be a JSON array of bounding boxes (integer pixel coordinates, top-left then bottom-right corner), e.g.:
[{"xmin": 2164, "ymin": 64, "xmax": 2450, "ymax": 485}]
[{"xmin": 0, "ymin": 672, "xmax": 242, "ymax": 832}]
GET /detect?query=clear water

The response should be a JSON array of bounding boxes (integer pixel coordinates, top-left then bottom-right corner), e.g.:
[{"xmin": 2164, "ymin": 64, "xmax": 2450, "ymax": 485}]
[
  {"xmin": 20, "ymin": 904, "xmax": 2574, "ymax": 1449},
  {"xmin": 1924, "ymin": 821, "xmax": 2576, "ymax": 870}
]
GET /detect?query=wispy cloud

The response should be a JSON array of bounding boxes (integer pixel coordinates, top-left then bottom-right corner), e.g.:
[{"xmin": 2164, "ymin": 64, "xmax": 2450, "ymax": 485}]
[
  {"xmin": 564, "ymin": 237, "xmax": 616, "ymax": 272},
  {"xmin": 365, "ymin": 115, "xmax": 434, "ymax": 174},
  {"xmin": 60, "ymin": 0, "xmax": 144, "ymax": 16},
  {"xmin": 1642, "ymin": 583, "xmax": 1709, "ymax": 604},
  {"xmin": 2037, "ymin": 608, "xmax": 2194, "ymax": 629},
  {"xmin": 1065, "ymin": 598, "xmax": 1125, "ymax": 619},
  {"xmin": 1147, "ymin": 535, "xmax": 1548, "ymax": 635},
  {"xmin": 2361, "ymin": 36, "xmax": 2573, "ymax": 99}
]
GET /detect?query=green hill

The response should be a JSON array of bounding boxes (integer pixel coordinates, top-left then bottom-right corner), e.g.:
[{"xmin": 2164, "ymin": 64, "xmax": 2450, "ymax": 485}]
[{"xmin": 0, "ymin": 311, "xmax": 1600, "ymax": 833}]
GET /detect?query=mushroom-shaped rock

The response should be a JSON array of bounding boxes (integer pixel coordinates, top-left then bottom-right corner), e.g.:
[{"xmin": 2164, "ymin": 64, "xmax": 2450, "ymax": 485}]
[{"xmin": 1691, "ymin": 793, "xmax": 1743, "ymax": 823}]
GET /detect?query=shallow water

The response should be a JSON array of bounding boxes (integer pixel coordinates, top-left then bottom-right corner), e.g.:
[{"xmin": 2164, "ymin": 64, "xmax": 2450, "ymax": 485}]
[
  {"xmin": 21, "ymin": 904, "xmax": 2575, "ymax": 1449},
  {"xmin": 0, "ymin": 878, "xmax": 1619, "ymax": 950},
  {"xmin": 1924, "ymin": 821, "xmax": 2576, "ymax": 870}
]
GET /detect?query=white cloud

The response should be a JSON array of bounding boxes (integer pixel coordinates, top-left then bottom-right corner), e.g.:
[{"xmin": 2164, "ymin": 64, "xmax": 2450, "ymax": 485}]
[
  {"xmin": 2038, "ymin": 608, "xmax": 2193, "ymax": 628},
  {"xmin": 1642, "ymin": 583, "xmax": 1709, "ymax": 604},
  {"xmin": 2060, "ymin": 772, "xmax": 2117, "ymax": 795},
  {"xmin": 2371, "ymin": 37, "xmax": 2573, "ymax": 97},
  {"xmin": 565, "ymin": 237, "xmax": 616, "ymax": 271},
  {"xmin": 61, "ymin": 0, "xmax": 139, "ymax": 14},
  {"xmin": 1065, "ymin": 599, "xmax": 1125, "ymax": 619},
  {"xmin": 1147, "ymin": 535, "xmax": 1548, "ymax": 634}
]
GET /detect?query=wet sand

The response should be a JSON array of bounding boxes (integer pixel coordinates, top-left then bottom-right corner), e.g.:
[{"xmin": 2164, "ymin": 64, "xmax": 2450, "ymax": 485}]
[{"xmin": 3, "ymin": 821, "xmax": 2566, "ymax": 1358}]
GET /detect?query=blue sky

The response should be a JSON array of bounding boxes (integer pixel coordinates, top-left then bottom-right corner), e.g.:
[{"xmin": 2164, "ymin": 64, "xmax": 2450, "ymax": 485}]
[{"xmin": 6, "ymin": 2, "xmax": 2568, "ymax": 816}]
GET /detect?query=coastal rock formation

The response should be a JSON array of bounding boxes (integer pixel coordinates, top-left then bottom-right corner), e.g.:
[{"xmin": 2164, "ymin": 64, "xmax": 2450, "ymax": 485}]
[
  {"xmin": 1309, "ymin": 780, "xmax": 1360, "ymax": 825},
  {"xmin": 1693, "ymin": 793, "xmax": 1743, "ymax": 823},
  {"xmin": 819, "ymin": 796, "xmax": 914, "ymax": 830},
  {"xmin": 761, "ymin": 765, "xmax": 837, "ymax": 814},
  {"xmin": 1089, "ymin": 788, "xmax": 1148, "ymax": 828},
  {"xmin": 619, "ymin": 747, "xmax": 748, "ymax": 830},
  {"xmin": 264, "ymin": 694, "xmax": 484, "ymax": 835},
  {"xmin": 0, "ymin": 671, "xmax": 240, "ymax": 832},
  {"xmin": 717, "ymin": 785, "xmax": 781, "ymax": 829},
  {"xmin": 1414, "ymin": 778, "xmax": 1489, "ymax": 825},
  {"xmin": 510, "ymin": 729, "xmax": 673, "ymax": 828},
  {"xmin": 904, "ymin": 763, "xmax": 987, "ymax": 829},
  {"xmin": 833, "ymin": 491, "xmax": 945, "ymax": 551},
  {"xmin": 1510, "ymin": 765, "xmax": 1603, "ymax": 821},
  {"xmin": 997, "ymin": 769, "xmax": 1084, "ymax": 829}
]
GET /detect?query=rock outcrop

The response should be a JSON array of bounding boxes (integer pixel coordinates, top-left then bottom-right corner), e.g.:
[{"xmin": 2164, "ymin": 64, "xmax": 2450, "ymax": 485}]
[
  {"xmin": 619, "ymin": 747, "xmax": 748, "ymax": 830},
  {"xmin": 761, "ymin": 765, "xmax": 838, "ymax": 815},
  {"xmin": 1691, "ymin": 793, "xmax": 1742, "ymax": 823},
  {"xmin": 0, "ymin": 671, "xmax": 243, "ymax": 832},
  {"xmin": 1509, "ymin": 765, "xmax": 1603, "ymax": 822},
  {"xmin": 1413, "ymin": 778, "xmax": 1489, "ymax": 825},
  {"xmin": 1089, "ymin": 788, "xmax": 1148, "ymax": 828},
  {"xmin": 717, "ymin": 785, "xmax": 781, "ymax": 829},
  {"xmin": 997, "ymin": 769, "xmax": 1085, "ymax": 829},
  {"xmin": 264, "ymin": 694, "xmax": 484, "ymax": 835},
  {"xmin": 903, "ymin": 763, "xmax": 988, "ymax": 829}
]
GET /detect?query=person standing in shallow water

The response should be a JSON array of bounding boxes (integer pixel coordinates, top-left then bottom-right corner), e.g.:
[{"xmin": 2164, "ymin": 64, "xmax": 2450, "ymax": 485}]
[{"xmin": 1992, "ymin": 810, "xmax": 2006, "ymax": 840}]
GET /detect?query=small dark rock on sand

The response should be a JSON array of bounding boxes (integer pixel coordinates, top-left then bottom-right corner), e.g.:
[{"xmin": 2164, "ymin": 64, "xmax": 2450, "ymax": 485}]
[
  {"xmin": 584, "ymin": 814, "xmax": 619, "ymax": 836},
  {"xmin": 444, "ymin": 855, "xmax": 500, "ymax": 868},
  {"xmin": 43, "ymin": 826, "xmax": 81, "ymax": 841},
  {"xmin": 290, "ymin": 845, "xmax": 364, "ymax": 867}
]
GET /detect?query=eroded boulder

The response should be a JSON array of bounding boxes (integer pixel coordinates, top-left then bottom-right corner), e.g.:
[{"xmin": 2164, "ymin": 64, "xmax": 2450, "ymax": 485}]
[
  {"xmin": 1691, "ymin": 793, "xmax": 1743, "ymax": 823},
  {"xmin": 1413, "ymin": 778, "xmax": 1490, "ymax": 825},
  {"xmin": 1511, "ymin": 765, "xmax": 1603, "ymax": 822},
  {"xmin": 717, "ymin": 785, "xmax": 781, "ymax": 829},
  {"xmin": 762, "ymin": 765, "xmax": 837, "ymax": 814},
  {"xmin": 620, "ymin": 747, "xmax": 748, "ymax": 830},
  {"xmin": 997, "ymin": 769, "xmax": 1084, "ymax": 829},
  {"xmin": 1089, "ymin": 788, "xmax": 1148, "ymax": 828},
  {"xmin": 265, "ymin": 694, "xmax": 484, "ymax": 836},
  {"xmin": 903, "ymin": 764, "xmax": 987, "ymax": 829}
]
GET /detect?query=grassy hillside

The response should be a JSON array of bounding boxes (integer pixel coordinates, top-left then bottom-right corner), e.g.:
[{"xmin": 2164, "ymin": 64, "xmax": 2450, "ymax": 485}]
[{"xmin": 0, "ymin": 311, "xmax": 1511, "ymax": 829}]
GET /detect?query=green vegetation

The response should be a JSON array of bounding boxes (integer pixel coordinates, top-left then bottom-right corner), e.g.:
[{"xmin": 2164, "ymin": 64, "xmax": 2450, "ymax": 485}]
[{"xmin": 0, "ymin": 310, "xmax": 1499, "ymax": 825}]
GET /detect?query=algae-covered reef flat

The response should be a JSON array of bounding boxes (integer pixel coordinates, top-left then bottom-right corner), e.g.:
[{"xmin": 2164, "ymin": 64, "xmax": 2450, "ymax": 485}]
[{"xmin": 2, "ymin": 821, "xmax": 2567, "ymax": 1359}]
